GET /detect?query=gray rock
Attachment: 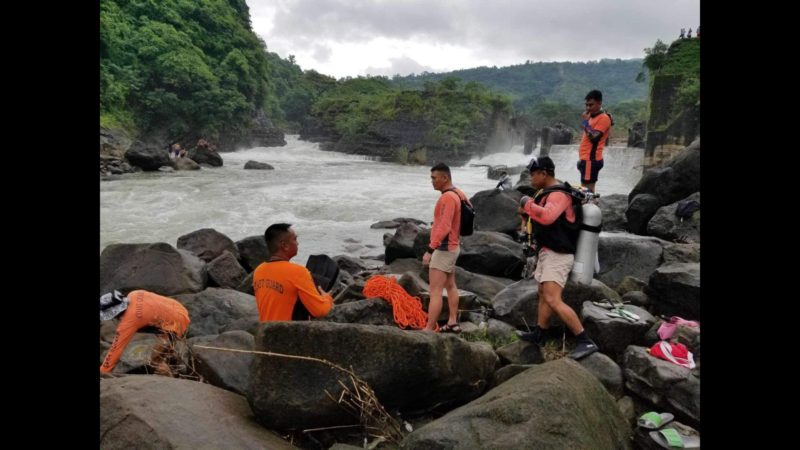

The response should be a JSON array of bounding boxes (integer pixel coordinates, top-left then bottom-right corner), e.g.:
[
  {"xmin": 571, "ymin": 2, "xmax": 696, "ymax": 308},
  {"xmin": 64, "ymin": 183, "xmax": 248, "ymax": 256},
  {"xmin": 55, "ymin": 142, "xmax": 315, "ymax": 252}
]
[
  {"xmin": 207, "ymin": 250, "xmax": 247, "ymax": 288},
  {"xmin": 646, "ymin": 263, "xmax": 700, "ymax": 319},
  {"xmin": 100, "ymin": 242, "xmax": 207, "ymax": 296},
  {"xmin": 236, "ymin": 235, "xmax": 270, "ymax": 272},
  {"xmin": 243, "ymin": 160, "xmax": 274, "ymax": 170},
  {"xmin": 597, "ymin": 194, "xmax": 629, "ymax": 232},
  {"xmin": 174, "ymin": 288, "xmax": 258, "ymax": 338},
  {"xmin": 402, "ymin": 359, "xmax": 631, "ymax": 450},
  {"xmin": 100, "ymin": 375, "xmax": 292, "ymax": 449},
  {"xmin": 177, "ymin": 228, "xmax": 240, "ymax": 262},
  {"xmin": 320, "ymin": 298, "xmax": 394, "ymax": 325},
  {"xmin": 597, "ymin": 232, "xmax": 665, "ymax": 289},
  {"xmin": 248, "ymin": 322, "xmax": 498, "ymax": 429},
  {"xmin": 189, "ymin": 330, "xmax": 254, "ymax": 396}
]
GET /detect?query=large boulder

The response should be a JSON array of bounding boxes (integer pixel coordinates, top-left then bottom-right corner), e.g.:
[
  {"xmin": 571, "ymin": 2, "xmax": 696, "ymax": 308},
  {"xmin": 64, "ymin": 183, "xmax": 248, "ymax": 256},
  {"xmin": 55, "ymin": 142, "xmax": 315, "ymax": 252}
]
[
  {"xmin": 248, "ymin": 321, "xmax": 498, "ymax": 429},
  {"xmin": 99, "ymin": 242, "xmax": 207, "ymax": 296},
  {"xmin": 177, "ymin": 228, "xmax": 240, "ymax": 262},
  {"xmin": 207, "ymin": 250, "xmax": 247, "ymax": 288},
  {"xmin": 402, "ymin": 359, "xmax": 631, "ymax": 449},
  {"xmin": 333, "ymin": 255, "xmax": 371, "ymax": 275},
  {"xmin": 646, "ymin": 262, "xmax": 700, "ymax": 319},
  {"xmin": 597, "ymin": 193, "xmax": 629, "ymax": 232},
  {"xmin": 597, "ymin": 232, "xmax": 665, "ymax": 292},
  {"xmin": 236, "ymin": 235, "xmax": 270, "ymax": 273},
  {"xmin": 471, "ymin": 188, "xmax": 522, "ymax": 235},
  {"xmin": 581, "ymin": 302, "xmax": 656, "ymax": 361},
  {"xmin": 100, "ymin": 375, "xmax": 293, "ymax": 449},
  {"xmin": 647, "ymin": 192, "xmax": 700, "ymax": 243},
  {"xmin": 625, "ymin": 193, "xmax": 662, "ymax": 235},
  {"xmin": 174, "ymin": 288, "xmax": 258, "ymax": 338},
  {"xmin": 629, "ymin": 139, "xmax": 700, "ymax": 206},
  {"xmin": 320, "ymin": 298, "xmax": 395, "ymax": 325},
  {"xmin": 495, "ymin": 340, "xmax": 544, "ymax": 365},
  {"xmin": 100, "ymin": 126, "xmax": 133, "ymax": 158},
  {"xmin": 577, "ymin": 351, "xmax": 625, "ymax": 399},
  {"xmin": 188, "ymin": 147, "xmax": 223, "ymax": 166},
  {"xmin": 244, "ymin": 160, "xmax": 273, "ymax": 170},
  {"xmin": 385, "ymin": 222, "xmax": 422, "ymax": 264},
  {"xmin": 455, "ymin": 267, "xmax": 513, "ymax": 303},
  {"xmin": 661, "ymin": 242, "xmax": 701, "ymax": 265},
  {"xmin": 622, "ymin": 346, "xmax": 700, "ymax": 426},
  {"xmin": 189, "ymin": 330, "xmax": 254, "ymax": 396},
  {"xmin": 124, "ymin": 140, "xmax": 171, "ymax": 171}
]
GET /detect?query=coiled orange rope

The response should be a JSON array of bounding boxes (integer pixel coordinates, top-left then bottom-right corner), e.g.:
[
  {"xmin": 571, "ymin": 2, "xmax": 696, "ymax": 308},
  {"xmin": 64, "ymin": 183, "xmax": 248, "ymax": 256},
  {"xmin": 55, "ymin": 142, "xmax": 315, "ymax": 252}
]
[{"xmin": 363, "ymin": 275, "xmax": 431, "ymax": 330}]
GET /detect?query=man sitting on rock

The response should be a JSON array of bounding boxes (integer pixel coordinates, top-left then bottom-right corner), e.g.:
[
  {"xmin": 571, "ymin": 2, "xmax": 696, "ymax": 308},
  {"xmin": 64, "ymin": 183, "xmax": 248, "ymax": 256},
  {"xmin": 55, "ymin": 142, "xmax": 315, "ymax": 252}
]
[{"xmin": 252, "ymin": 223, "xmax": 334, "ymax": 321}]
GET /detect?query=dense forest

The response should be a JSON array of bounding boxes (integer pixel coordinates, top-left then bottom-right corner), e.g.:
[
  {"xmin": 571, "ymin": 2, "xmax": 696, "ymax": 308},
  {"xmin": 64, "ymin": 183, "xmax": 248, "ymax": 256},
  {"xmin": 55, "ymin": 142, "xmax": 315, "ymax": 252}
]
[
  {"xmin": 391, "ymin": 59, "xmax": 649, "ymax": 133},
  {"xmin": 639, "ymin": 37, "xmax": 700, "ymax": 118},
  {"xmin": 100, "ymin": 0, "xmax": 655, "ymax": 147},
  {"xmin": 308, "ymin": 76, "xmax": 512, "ymax": 158},
  {"xmin": 100, "ymin": 0, "xmax": 336, "ymax": 141}
]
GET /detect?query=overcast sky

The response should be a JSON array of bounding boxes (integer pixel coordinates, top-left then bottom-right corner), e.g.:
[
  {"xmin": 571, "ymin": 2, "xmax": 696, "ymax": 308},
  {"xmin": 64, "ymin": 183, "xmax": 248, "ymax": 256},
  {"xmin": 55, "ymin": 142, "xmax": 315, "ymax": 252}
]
[{"xmin": 247, "ymin": 0, "xmax": 700, "ymax": 79}]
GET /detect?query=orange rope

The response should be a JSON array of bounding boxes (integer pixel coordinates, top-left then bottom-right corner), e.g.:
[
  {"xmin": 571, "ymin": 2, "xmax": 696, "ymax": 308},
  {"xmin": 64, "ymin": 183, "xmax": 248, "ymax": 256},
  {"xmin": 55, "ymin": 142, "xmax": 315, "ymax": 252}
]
[{"xmin": 363, "ymin": 275, "xmax": 432, "ymax": 330}]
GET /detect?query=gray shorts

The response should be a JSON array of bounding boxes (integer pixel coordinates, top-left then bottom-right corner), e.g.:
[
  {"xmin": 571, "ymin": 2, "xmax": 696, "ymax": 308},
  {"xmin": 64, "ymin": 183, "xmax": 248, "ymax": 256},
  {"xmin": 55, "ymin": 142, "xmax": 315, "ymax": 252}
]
[
  {"xmin": 533, "ymin": 248, "xmax": 575, "ymax": 287},
  {"xmin": 430, "ymin": 248, "xmax": 460, "ymax": 273}
]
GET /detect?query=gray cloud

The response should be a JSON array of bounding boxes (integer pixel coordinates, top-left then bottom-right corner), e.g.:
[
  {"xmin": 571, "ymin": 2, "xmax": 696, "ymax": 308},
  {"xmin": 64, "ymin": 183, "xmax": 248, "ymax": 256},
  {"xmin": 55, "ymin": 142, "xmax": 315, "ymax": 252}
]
[
  {"xmin": 364, "ymin": 55, "xmax": 435, "ymax": 77},
  {"xmin": 270, "ymin": 0, "xmax": 456, "ymax": 42},
  {"xmin": 313, "ymin": 44, "xmax": 333, "ymax": 62},
  {"xmin": 254, "ymin": 0, "xmax": 700, "ymax": 75}
]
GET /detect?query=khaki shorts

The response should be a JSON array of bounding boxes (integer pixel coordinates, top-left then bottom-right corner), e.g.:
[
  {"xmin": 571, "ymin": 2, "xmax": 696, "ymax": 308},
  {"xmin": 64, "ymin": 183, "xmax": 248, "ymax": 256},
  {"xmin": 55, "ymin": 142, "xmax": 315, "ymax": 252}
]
[
  {"xmin": 430, "ymin": 248, "xmax": 460, "ymax": 273},
  {"xmin": 533, "ymin": 248, "xmax": 574, "ymax": 287}
]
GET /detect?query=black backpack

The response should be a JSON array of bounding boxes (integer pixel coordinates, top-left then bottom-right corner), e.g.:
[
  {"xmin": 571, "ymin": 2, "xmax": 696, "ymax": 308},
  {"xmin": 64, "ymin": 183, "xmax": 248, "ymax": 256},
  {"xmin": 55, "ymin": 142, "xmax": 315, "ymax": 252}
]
[
  {"xmin": 535, "ymin": 182, "xmax": 586, "ymax": 227},
  {"xmin": 291, "ymin": 254, "xmax": 340, "ymax": 321},
  {"xmin": 675, "ymin": 199, "xmax": 700, "ymax": 221},
  {"xmin": 444, "ymin": 188, "xmax": 475, "ymax": 236}
]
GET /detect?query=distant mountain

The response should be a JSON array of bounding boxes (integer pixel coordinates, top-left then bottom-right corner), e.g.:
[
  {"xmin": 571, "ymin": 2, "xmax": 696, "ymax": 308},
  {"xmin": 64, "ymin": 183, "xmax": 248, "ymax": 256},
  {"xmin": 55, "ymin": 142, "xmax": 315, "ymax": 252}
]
[{"xmin": 390, "ymin": 59, "xmax": 648, "ymax": 113}]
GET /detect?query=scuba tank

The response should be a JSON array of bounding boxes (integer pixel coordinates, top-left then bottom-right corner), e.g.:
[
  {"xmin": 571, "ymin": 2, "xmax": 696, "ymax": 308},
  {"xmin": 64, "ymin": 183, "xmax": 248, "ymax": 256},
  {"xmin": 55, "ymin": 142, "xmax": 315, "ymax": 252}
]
[{"xmin": 570, "ymin": 198, "xmax": 602, "ymax": 284}]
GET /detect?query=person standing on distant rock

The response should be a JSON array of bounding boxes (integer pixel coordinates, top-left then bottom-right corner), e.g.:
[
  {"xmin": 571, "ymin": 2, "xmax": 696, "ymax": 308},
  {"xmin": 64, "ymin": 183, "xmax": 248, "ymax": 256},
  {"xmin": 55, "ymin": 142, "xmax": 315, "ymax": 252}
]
[
  {"xmin": 196, "ymin": 138, "xmax": 217, "ymax": 152},
  {"xmin": 252, "ymin": 223, "xmax": 334, "ymax": 322},
  {"xmin": 577, "ymin": 90, "xmax": 612, "ymax": 193},
  {"xmin": 687, "ymin": 27, "xmax": 693, "ymax": 38},
  {"xmin": 680, "ymin": 28, "xmax": 685, "ymax": 38},
  {"xmin": 170, "ymin": 143, "xmax": 182, "ymax": 160},
  {"xmin": 517, "ymin": 156, "xmax": 599, "ymax": 360},
  {"xmin": 99, "ymin": 289, "xmax": 190, "ymax": 374},
  {"xmin": 423, "ymin": 163, "xmax": 470, "ymax": 333}
]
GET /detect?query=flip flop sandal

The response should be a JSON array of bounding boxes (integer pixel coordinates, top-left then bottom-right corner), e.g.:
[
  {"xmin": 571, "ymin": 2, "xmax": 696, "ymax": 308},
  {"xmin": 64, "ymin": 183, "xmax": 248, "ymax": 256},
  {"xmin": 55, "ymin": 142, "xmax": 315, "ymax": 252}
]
[
  {"xmin": 637, "ymin": 411, "xmax": 675, "ymax": 429},
  {"xmin": 606, "ymin": 308, "xmax": 639, "ymax": 322},
  {"xmin": 617, "ymin": 308, "xmax": 640, "ymax": 321},
  {"xmin": 592, "ymin": 300, "xmax": 616, "ymax": 309},
  {"xmin": 439, "ymin": 323, "xmax": 462, "ymax": 334},
  {"xmin": 649, "ymin": 428, "xmax": 700, "ymax": 449}
]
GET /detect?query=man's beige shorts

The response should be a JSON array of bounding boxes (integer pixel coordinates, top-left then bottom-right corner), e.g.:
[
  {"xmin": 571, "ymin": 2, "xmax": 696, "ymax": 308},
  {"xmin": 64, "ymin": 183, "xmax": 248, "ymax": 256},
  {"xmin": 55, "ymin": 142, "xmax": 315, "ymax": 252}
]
[
  {"xmin": 430, "ymin": 248, "xmax": 460, "ymax": 273},
  {"xmin": 533, "ymin": 248, "xmax": 574, "ymax": 287}
]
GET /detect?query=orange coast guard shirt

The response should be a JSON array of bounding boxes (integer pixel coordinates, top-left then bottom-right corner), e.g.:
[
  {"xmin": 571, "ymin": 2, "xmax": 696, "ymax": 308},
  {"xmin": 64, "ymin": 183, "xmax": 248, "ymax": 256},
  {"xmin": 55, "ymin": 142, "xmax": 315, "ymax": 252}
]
[
  {"xmin": 252, "ymin": 261, "xmax": 334, "ymax": 322},
  {"xmin": 578, "ymin": 113, "xmax": 612, "ymax": 161},
  {"xmin": 430, "ymin": 188, "xmax": 468, "ymax": 251},
  {"xmin": 100, "ymin": 290, "xmax": 190, "ymax": 374}
]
